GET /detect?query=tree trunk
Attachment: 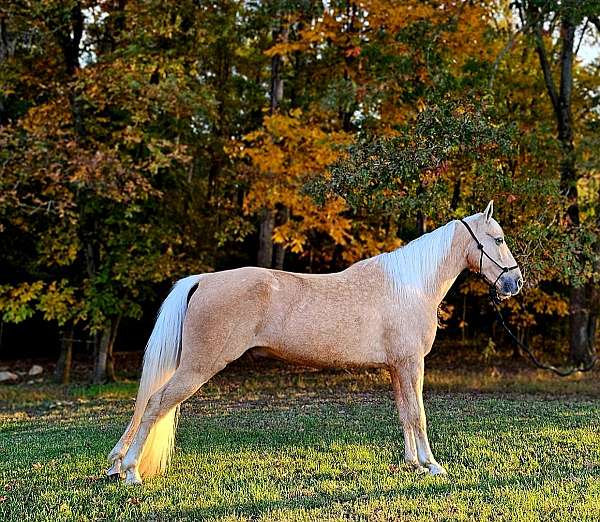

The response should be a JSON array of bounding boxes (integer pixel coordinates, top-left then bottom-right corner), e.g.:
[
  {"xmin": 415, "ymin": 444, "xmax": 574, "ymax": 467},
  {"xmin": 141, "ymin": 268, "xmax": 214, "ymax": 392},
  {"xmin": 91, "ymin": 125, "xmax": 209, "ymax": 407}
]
[
  {"xmin": 450, "ymin": 177, "xmax": 461, "ymax": 211},
  {"xmin": 555, "ymin": 18, "xmax": 593, "ymax": 366},
  {"xmin": 416, "ymin": 211, "xmax": 428, "ymax": 235},
  {"xmin": 340, "ymin": 1, "xmax": 358, "ymax": 133},
  {"xmin": 270, "ymin": 24, "xmax": 286, "ymax": 114},
  {"xmin": 270, "ymin": 46, "xmax": 284, "ymax": 114},
  {"xmin": 529, "ymin": 7, "xmax": 594, "ymax": 365},
  {"xmin": 587, "ymin": 279, "xmax": 599, "ymax": 364},
  {"xmin": 0, "ymin": 15, "xmax": 16, "ymax": 124},
  {"xmin": 93, "ymin": 316, "xmax": 120, "ymax": 384},
  {"xmin": 54, "ymin": 327, "xmax": 74, "ymax": 384},
  {"xmin": 587, "ymin": 204, "xmax": 600, "ymax": 363},
  {"xmin": 257, "ymin": 208, "xmax": 275, "ymax": 268},
  {"xmin": 569, "ymin": 286, "xmax": 593, "ymax": 366},
  {"xmin": 416, "ymin": 181, "xmax": 428, "ymax": 235},
  {"xmin": 273, "ymin": 206, "xmax": 289, "ymax": 270},
  {"xmin": 257, "ymin": 22, "xmax": 288, "ymax": 268},
  {"xmin": 93, "ymin": 328, "xmax": 110, "ymax": 384}
]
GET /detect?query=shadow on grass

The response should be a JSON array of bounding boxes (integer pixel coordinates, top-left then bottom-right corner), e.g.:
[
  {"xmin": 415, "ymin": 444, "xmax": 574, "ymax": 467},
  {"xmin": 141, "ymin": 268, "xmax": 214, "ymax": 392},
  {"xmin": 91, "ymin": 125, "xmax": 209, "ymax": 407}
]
[{"xmin": 142, "ymin": 467, "xmax": 592, "ymax": 520}]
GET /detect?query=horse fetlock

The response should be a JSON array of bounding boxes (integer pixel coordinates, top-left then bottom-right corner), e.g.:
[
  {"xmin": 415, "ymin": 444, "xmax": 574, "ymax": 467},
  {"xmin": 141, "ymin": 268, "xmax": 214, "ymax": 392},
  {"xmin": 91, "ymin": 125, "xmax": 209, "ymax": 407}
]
[
  {"xmin": 121, "ymin": 453, "xmax": 142, "ymax": 485},
  {"xmin": 106, "ymin": 458, "xmax": 123, "ymax": 478},
  {"xmin": 404, "ymin": 460, "xmax": 428, "ymax": 474},
  {"xmin": 121, "ymin": 451, "xmax": 139, "ymax": 473},
  {"xmin": 108, "ymin": 444, "xmax": 125, "ymax": 462}
]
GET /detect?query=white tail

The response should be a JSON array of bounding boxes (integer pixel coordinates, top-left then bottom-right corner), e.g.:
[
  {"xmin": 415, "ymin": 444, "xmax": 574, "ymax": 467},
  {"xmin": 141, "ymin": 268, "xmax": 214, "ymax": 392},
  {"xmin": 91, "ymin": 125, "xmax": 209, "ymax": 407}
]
[{"xmin": 132, "ymin": 274, "xmax": 202, "ymax": 477}]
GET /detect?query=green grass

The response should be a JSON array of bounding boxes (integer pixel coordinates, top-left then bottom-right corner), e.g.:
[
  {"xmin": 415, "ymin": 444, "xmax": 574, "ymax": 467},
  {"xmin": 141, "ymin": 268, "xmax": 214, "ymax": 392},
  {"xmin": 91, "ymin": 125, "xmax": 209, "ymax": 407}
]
[{"xmin": 1, "ymin": 363, "xmax": 599, "ymax": 521}]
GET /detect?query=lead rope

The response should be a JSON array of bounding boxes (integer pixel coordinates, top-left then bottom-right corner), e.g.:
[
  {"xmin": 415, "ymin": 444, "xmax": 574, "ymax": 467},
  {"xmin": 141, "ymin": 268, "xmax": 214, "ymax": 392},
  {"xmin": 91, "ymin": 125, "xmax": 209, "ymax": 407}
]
[
  {"xmin": 490, "ymin": 298, "xmax": 596, "ymax": 377},
  {"xmin": 459, "ymin": 219, "xmax": 597, "ymax": 377}
]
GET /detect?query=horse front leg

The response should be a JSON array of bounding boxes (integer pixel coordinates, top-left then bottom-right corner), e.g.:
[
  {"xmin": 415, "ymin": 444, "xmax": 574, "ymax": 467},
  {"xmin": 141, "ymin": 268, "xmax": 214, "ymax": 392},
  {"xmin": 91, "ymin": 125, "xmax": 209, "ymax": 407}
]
[
  {"xmin": 390, "ymin": 357, "xmax": 447, "ymax": 476},
  {"xmin": 390, "ymin": 366, "xmax": 425, "ymax": 473}
]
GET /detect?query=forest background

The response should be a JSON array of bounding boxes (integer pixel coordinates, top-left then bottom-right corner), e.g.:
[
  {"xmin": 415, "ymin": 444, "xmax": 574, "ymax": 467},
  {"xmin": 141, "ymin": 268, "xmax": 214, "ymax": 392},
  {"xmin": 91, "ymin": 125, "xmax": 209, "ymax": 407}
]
[{"xmin": 0, "ymin": 0, "xmax": 599, "ymax": 384}]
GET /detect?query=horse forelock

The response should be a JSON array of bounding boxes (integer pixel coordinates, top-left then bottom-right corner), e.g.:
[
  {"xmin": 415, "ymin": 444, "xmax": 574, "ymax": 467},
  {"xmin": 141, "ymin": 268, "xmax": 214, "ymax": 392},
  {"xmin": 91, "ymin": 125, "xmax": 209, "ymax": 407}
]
[{"xmin": 377, "ymin": 220, "xmax": 457, "ymax": 294}]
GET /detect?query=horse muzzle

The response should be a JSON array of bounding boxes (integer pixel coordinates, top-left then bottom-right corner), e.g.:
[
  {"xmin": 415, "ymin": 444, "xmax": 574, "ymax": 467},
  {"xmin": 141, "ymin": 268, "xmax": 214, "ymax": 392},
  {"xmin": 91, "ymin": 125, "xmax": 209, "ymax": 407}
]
[{"xmin": 495, "ymin": 274, "xmax": 523, "ymax": 301}]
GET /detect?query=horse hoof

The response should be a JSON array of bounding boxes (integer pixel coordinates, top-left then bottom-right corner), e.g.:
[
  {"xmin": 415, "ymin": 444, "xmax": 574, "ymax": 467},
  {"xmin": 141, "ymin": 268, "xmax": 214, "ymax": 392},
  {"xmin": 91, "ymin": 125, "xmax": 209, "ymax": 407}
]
[
  {"xmin": 124, "ymin": 469, "xmax": 143, "ymax": 486},
  {"xmin": 106, "ymin": 459, "xmax": 122, "ymax": 478},
  {"xmin": 426, "ymin": 463, "xmax": 448, "ymax": 476}
]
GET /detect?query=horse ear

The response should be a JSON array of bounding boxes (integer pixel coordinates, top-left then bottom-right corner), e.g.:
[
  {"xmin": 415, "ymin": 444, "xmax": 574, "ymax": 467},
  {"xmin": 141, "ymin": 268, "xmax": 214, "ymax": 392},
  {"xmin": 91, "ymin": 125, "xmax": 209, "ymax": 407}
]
[{"xmin": 484, "ymin": 200, "xmax": 494, "ymax": 223}]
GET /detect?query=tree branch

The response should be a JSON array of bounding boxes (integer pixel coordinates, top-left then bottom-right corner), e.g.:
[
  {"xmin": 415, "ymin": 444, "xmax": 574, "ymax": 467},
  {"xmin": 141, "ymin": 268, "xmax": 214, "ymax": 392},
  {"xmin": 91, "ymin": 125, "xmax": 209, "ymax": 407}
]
[
  {"xmin": 520, "ymin": 2, "xmax": 561, "ymax": 116},
  {"xmin": 574, "ymin": 19, "xmax": 589, "ymax": 57},
  {"xmin": 488, "ymin": 25, "xmax": 526, "ymax": 89},
  {"xmin": 533, "ymin": 23, "xmax": 560, "ymax": 116}
]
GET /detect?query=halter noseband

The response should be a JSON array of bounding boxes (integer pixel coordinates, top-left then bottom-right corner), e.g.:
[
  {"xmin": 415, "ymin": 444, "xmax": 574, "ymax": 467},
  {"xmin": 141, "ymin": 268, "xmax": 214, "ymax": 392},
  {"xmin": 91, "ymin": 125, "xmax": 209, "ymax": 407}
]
[{"xmin": 459, "ymin": 219, "xmax": 519, "ymax": 303}]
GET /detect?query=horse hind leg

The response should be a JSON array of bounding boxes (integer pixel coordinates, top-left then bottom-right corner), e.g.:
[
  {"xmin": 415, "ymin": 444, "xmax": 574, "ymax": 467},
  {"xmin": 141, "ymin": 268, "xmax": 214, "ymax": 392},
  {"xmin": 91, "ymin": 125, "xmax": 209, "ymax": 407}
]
[
  {"xmin": 107, "ymin": 410, "xmax": 147, "ymax": 478},
  {"xmin": 107, "ymin": 374, "xmax": 177, "ymax": 477},
  {"xmin": 107, "ymin": 420, "xmax": 137, "ymax": 478},
  {"xmin": 120, "ymin": 362, "xmax": 226, "ymax": 485}
]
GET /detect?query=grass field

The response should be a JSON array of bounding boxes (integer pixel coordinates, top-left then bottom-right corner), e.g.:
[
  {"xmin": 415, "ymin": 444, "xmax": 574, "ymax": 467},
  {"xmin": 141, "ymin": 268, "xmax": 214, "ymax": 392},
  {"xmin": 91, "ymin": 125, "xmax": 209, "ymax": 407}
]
[{"xmin": 0, "ymin": 361, "xmax": 599, "ymax": 521}]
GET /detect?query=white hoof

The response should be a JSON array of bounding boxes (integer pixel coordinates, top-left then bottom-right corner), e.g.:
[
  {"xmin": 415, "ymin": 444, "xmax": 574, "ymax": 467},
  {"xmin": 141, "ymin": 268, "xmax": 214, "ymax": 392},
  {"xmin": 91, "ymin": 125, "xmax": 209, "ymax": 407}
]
[
  {"xmin": 426, "ymin": 463, "xmax": 448, "ymax": 476},
  {"xmin": 106, "ymin": 458, "xmax": 122, "ymax": 478},
  {"xmin": 124, "ymin": 469, "xmax": 143, "ymax": 486}
]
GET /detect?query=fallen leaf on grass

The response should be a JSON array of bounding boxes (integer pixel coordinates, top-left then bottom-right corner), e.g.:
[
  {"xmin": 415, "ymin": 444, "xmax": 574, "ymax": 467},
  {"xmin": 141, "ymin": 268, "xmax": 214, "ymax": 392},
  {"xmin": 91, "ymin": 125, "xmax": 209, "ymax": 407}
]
[
  {"xmin": 0, "ymin": 496, "xmax": 7, "ymax": 503},
  {"xmin": 32, "ymin": 462, "xmax": 42, "ymax": 470},
  {"xmin": 82, "ymin": 475, "xmax": 102, "ymax": 483},
  {"xmin": 127, "ymin": 497, "xmax": 141, "ymax": 505}
]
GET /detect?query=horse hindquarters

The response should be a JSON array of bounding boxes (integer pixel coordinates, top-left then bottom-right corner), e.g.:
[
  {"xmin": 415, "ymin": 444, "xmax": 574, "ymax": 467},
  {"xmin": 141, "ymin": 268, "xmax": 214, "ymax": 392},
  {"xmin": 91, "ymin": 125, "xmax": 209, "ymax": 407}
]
[{"xmin": 118, "ymin": 272, "xmax": 269, "ymax": 484}]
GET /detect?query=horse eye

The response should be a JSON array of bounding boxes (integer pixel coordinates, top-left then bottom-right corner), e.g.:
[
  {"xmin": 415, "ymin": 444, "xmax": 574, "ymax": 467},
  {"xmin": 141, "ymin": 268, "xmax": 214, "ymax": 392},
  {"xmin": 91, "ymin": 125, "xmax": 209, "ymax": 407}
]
[{"xmin": 495, "ymin": 237, "xmax": 504, "ymax": 245}]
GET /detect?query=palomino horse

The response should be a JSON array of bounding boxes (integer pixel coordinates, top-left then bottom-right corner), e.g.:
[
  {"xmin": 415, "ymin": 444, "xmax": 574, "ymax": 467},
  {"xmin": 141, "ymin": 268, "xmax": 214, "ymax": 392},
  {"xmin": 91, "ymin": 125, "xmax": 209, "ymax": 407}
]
[{"xmin": 108, "ymin": 201, "xmax": 522, "ymax": 485}]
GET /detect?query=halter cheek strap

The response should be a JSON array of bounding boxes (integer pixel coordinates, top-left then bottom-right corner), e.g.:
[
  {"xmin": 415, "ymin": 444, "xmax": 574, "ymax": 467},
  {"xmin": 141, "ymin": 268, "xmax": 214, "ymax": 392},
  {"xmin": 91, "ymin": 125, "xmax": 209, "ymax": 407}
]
[{"xmin": 459, "ymin": 219, "xmax": 519, "ymax": 291}]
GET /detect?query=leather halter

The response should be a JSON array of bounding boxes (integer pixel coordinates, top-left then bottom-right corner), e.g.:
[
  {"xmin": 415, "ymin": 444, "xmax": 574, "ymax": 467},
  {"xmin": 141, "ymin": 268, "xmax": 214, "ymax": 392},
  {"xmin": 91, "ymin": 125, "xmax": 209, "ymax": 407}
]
[{"xmin": 459, "ymin": 219, "xmax": 519, "ymax": 301}]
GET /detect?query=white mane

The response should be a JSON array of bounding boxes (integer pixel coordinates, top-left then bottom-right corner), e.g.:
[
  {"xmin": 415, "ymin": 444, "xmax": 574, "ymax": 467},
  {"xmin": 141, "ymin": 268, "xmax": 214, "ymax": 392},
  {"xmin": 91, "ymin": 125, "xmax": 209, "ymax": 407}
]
[{"xmin": 377, "ymin": 220, "xmax": 457, "ymax": 294}]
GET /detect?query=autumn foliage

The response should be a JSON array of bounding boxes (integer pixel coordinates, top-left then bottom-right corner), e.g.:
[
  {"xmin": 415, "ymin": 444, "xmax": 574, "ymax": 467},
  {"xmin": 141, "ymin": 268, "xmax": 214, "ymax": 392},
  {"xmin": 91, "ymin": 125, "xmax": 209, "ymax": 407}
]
[{"xmin": 0, "ymin": 1, "xmax": 599, "ymax": 380}]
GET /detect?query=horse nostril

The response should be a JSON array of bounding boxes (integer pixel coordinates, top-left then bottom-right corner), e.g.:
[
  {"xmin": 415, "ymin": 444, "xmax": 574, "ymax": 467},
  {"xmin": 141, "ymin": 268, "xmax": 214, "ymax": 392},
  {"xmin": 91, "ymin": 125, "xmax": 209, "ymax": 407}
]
[{"xmin": 517, "ymin": 278, "xmax": 523, "ymax": 290}]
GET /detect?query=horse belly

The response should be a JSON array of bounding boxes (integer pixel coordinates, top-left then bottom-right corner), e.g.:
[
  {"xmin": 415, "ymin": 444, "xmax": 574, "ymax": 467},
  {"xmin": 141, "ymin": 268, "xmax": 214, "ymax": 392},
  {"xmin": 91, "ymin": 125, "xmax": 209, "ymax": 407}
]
[{"xmin": 259, "ymin": 301, "xmax": 387, "ymax": 369}]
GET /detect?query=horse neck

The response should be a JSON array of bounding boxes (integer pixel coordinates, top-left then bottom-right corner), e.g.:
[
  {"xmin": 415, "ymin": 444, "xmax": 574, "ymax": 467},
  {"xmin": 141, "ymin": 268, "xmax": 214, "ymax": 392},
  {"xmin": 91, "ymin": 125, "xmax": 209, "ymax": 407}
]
[
  {"xmin": 432, "ymin": 222, "xmax": 471, "ymax": 302},
  {"xmin": 378, "ymin": 220, "xmax": 469, "ymax": 305}
]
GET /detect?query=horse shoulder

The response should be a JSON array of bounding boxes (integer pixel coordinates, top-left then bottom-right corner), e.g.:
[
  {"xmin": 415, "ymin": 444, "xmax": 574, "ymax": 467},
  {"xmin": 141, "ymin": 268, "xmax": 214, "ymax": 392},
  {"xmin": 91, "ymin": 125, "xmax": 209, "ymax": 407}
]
[{"xmin": 380, "ymin": 296, "xmax": 439, "ymax": 360}]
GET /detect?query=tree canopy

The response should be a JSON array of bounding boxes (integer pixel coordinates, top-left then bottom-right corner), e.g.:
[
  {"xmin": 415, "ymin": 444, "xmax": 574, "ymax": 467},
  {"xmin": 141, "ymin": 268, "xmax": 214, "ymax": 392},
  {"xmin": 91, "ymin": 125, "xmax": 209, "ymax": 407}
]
[{"xmin": 1, "ymin": 1, "xmax": 599, "ymax": 379}]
